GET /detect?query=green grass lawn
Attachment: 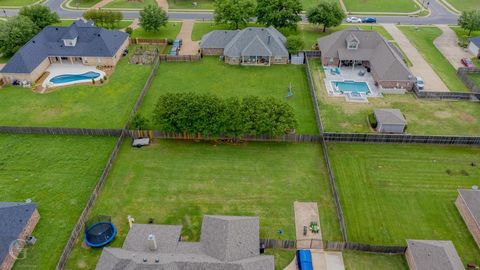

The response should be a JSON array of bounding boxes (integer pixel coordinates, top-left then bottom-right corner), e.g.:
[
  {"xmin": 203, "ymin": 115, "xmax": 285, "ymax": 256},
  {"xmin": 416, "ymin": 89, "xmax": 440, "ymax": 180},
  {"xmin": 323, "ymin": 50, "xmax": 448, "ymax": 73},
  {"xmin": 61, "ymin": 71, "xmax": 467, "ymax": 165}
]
[
  {"xmin": 264, "ymin": 249, "xmax": 296, "ymax": 270},
  {"xmin": 309, "ymin": 59, "xmax": 480, "ymax": 136},
  {"xmin": 467, "ymin": 73, "xmax": 480, "ymax": 87},
  {"xmin": 451, "ymin": 26, "xmax": 480, "ymax": 47},
  {"xmin": 51, "ymin": 19, "xmax": 132, "ymax": 29},
  {"xmin": 343, "ymin": 251, "xmax": 408, "ymax": 270},
  {"xmin": 444, "ymin": 0, "xmax": 480, "ymax": 11},
  {"xmin": 65, "ymin": 140, "xmax": 341, "ymax": 269},
  {"xmin": 0, "ymin": 52, "xmax": 151, "ymax": 128},
  {"xmin": 0, "ymin": 134, "xmax": 116, "ymax": 270},
  {"xmin": 131, "ymin": 22, "xmax": 182, "ymax": 39},
  {"xmin": 0, "ymin": 0, "xmax": 38, "ymax": 6},
  {"xmin": 139, "ymin": 57, "xmax": 319, "ymax": 134},
  {"xmin": 104, "ymin": 0, "xmax": 156, "ymax": 9},
  {"xmin": 168, "ymin": 0, "xmax": 214, "ymax": 9},
  {"xmin": 399, "ymin": 26, "xmax": 469, "ymax": 92},
  {"xmin": 328, "ymin": 143, "xmax": 480, "ymax": 264},
  {"xmin": 68, "ymin": 0, "xmax": 102, "ymax": 8},
  {"xmin": 342, "ymin": 0, "xmax": 420, "ymax": 13}
]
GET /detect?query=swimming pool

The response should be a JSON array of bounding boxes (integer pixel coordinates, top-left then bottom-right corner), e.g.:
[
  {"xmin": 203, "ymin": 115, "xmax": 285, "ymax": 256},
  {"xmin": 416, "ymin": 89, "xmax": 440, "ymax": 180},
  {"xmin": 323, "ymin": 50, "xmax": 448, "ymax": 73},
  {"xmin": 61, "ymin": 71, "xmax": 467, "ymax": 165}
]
[
  {"xmin": 49, "ymin": 71, "xmax": 101, "ymax": 84},
  {"xmin": 332, "ymin": 80, "xmax": 370, "ymax": 94}
]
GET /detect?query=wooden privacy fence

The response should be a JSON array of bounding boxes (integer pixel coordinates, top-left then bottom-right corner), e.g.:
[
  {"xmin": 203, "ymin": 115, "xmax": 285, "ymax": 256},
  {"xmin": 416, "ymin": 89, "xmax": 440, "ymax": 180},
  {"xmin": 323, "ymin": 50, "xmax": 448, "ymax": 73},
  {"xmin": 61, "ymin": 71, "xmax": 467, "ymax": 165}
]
[
  {"xmin": 158, "ymin": 54, "xmax": 201, "ymax": 62},
  {"xmin": 0, "ymin": 126, "xmax": 122, "ymax": 136},
  {"xmin": 458, "ymin": 67, "xmax": 480, "ymax": 93},
  {"xmin": 130, "ymin": 38, "xmax": 168, "ymax": 45},
  {"xmin": 412, "ymin": 85, "xmax": 480, "ymax": 100},
  {"xmin": 323, "ymin": 132, "xmax": 480, "ymax": 145}
]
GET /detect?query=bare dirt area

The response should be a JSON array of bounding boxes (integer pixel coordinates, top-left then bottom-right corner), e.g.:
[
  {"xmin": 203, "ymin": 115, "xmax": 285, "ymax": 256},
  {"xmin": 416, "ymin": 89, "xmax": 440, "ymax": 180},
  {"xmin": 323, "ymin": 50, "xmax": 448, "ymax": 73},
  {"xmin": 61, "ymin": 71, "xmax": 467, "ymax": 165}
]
[{"xmin": 294, "ymin": 201, "xmax": 322, "ymax": 249}]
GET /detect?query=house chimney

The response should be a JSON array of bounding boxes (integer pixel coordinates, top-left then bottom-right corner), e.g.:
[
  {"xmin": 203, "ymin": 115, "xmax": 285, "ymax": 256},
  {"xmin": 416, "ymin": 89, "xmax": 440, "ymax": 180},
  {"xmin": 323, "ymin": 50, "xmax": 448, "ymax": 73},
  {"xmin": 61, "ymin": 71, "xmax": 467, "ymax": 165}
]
[
  {"xmin": 267, "ymin": 35, "xmax": 271, "ymax": 45},
  {"xmin": 148, "ymin": 234, "xmax": 157, "ymax": 251}
]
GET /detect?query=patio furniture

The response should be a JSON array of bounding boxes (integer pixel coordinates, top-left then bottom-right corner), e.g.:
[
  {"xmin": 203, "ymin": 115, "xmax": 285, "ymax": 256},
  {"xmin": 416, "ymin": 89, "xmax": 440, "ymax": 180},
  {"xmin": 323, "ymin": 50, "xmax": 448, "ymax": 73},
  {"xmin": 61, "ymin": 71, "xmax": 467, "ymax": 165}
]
[
  {"xmin": 309, "ymin": 222, "xmax": 319, "ymax": 234},
  {"xmin": 358, "ymin": 70, "xmax": 365, "ymax": 76}
]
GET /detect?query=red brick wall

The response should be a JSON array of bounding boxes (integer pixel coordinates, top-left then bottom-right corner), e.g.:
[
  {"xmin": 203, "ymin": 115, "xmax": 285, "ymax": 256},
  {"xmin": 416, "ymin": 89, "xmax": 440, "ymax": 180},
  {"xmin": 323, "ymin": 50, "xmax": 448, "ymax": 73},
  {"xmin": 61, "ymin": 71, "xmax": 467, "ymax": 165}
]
[
  {"xmin": 405, "ymin": 248, "xmax": 417, "ymax": 270},
  {"xmin": 456, "ymin": 195, "xmax": 480, "ymax": 248}
]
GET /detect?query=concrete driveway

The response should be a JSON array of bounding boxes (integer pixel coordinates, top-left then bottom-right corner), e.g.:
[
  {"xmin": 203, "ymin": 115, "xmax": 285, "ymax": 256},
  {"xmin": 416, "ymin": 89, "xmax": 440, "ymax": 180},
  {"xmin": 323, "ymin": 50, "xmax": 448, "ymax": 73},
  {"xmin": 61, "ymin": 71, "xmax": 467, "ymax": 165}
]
[
  {"xmin": 434, "ymin": 24, "xmax": 474, "ymax": 69},
  {"xmin": 176, "ymin": 20, "xmax": 200, "ymax": 55},
  {"xmin": 383, "ymin": 24, "xmax": 449, "ymax": 91}
]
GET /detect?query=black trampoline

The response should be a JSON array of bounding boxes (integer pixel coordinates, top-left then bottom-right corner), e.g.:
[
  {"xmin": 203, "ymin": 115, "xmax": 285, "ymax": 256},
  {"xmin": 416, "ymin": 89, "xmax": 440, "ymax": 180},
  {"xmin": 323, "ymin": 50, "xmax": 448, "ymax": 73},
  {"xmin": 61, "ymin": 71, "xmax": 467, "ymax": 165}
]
[{"xmin": 84, "ymin": 215, "xmax": 116, "ymax": 248}]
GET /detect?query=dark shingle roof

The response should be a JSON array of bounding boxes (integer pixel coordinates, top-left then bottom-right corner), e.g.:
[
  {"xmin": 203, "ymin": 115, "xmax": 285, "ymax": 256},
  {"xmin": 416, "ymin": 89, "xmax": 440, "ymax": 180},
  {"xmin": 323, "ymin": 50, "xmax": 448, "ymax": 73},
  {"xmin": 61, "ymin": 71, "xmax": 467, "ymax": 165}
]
[
  {"xmin": 0, "ymin": 202, "xmax": 37, "ymax": 264},
  {"xmin": 407, "ymin": 240, "xmax": 464, "ymax": 270},
  {"xmin": 374, "ymin": 109, "xmax": 406, "ymax": 125},
  {"xmin": 458, "ymin": 189, "xmax": 480, "ymax": 227},
  {"xmin": 1, "ymin": 19, "xmax": 128, "ymax": 74},
  {"xmin": 470, "ymin": 37, "xmax": 480, "ymax": 47}
]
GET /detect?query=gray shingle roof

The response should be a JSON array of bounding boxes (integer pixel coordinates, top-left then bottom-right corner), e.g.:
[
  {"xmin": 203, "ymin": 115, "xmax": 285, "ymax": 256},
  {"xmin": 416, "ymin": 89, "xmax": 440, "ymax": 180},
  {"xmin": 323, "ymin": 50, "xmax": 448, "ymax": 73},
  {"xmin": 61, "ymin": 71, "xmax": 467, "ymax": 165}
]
[
  {"xmin": 470, "ymin": 37, "xmax": 480, "ymax": 47},
  {"xmin": 0, "ymin": 202, "xmax": 37, "ymax": 264},
  {"xmin": 407, "ymin": 240, "xmax": 464, "ymax": 270},
  {"xmin": 458, "ymin": 189, "xmax": 480, "ymax": 227},
  {"xmin": 1, "ymin": 19, "xmax": 128, "ymax": 74},
  {"xmin": 374, "ymin": 109, "xmax": 406, "ymax": 125},
  {"xmin": 318, "ymin": 28, "xmax": 414, "ymax": 82},
  {"xmin": 200, "ymin": 27, "xmax": 288, "ymax": 58},
  {"xmin": 96, "ymin": 215, "xmax": 274, "ymax": 270}
]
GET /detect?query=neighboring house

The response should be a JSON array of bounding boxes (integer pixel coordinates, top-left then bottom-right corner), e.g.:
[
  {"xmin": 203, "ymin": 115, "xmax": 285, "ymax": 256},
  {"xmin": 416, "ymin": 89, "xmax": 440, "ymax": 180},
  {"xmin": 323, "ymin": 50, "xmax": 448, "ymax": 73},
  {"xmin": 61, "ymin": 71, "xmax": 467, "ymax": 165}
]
[
  {"xmin": 0, "ymin": 19, "xmax": 129, "ymax": 84},
  {"xmin": 96, "ymin": 215, "xmax": 274, "ymax": 270},
  {"xmin": 318, "ymin": 28, "xmax": 415, "ymax": 90},
  {"xmin": 468, "ymin": 37, "xmax": 480, "ymax": 57},
  {"xmin": 456, "ymin": 188, "xmax": 480, "ymax": 248},
  {"xmin": 373, "ymin": 109, "xmax": 407, "ymax": 133},
  {"xmin": 0, "ymin": 202, "xmax": 40, "ymax": 270},
  {"xmin": 405, "ymin": 240, "xmax": 464, "ymax": 270},
  {"xmin": 200, "ymin": 27, "xmax": 289, "ymax": 66}
]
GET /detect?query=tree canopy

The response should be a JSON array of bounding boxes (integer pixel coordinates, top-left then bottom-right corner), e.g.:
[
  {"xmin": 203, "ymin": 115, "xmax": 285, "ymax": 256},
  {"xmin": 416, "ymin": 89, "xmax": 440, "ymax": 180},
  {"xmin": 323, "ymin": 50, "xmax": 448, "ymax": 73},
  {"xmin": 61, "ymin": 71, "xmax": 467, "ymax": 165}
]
[
  {"xmin": 83, "ymin": 9, "xmax": 123, "ymax": 29},
  {"xmin": 458, "ymin": 10, "xmax": 480, "ymax": 37},
  {"xmin": 19, "ymin": 5, "xmax": 60, "ymax": 29},
  {"xmin": 307, "ymin": 2, "xmax": 345, "ymax": 32},
  {"xmin": 139, "ymin": 5, "xmax": 168, "ymax": 32},
  {"xmin": 153, "ymin": 93, "xmax": 297, "ymax": 137},
  {"xmin": 256, "ymin": 0, "xmax": 302, "ymax": 29},
  {"xmin": 0, "ymin": 16, "xmax": 39, "ymax": 56},
  {"xmin": 286, "ymin": 35, "xmax": 304, "ymax": 52},
  {"xmin": 213, "ymin": 0, "xmax": 256, "ymax": 29}
]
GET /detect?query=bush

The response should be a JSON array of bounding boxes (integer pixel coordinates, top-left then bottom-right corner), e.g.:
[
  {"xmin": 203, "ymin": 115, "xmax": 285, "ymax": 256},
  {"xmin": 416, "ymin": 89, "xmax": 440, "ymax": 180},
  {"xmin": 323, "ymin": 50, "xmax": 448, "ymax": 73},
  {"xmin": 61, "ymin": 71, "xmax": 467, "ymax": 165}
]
[
  {"xmin": 125, "ymin": 27, "xmax": 133, "ymax": 35},
  {"xmin": 131, "ymin": 114, "xmax": 149, "ymax": 130},
  {"xmin": 152, "ymin": 93, "xmax": 297, "ymax": 137},
  {"xmin": 368, "ymin": 113, "xmax": 377, "ymax": 129},
  {"xmin": 167, "ymin": 38, "xmax": 174, "ymax": 45},
  {"xmin": 286, "ymin": 35, "xmax": 304, "ymax": 53}
]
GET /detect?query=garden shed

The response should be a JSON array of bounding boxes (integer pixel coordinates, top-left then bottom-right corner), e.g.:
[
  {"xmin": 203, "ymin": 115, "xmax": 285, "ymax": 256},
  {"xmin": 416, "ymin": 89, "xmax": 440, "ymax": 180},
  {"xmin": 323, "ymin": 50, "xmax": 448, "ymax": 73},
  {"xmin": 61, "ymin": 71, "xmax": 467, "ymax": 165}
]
[
  {"xmin": 456, "ymin": 188, "xmax": 480, "ymax": 248},
  {"xmin": 373, "ymin": 109, "xmax": 406, "ymax": 133}
]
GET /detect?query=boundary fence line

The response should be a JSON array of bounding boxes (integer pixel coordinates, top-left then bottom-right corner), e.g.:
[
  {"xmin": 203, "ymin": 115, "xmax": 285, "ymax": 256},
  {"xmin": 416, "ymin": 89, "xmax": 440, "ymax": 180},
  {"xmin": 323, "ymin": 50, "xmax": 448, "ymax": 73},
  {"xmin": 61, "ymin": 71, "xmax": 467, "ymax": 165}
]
[
  {"xmin": 323, "ymin": 132, "xmax": 480, "ymax": 145},
  {"xmin": 458, "ymin": 67, "xmax": 480, "ymax": 93}
]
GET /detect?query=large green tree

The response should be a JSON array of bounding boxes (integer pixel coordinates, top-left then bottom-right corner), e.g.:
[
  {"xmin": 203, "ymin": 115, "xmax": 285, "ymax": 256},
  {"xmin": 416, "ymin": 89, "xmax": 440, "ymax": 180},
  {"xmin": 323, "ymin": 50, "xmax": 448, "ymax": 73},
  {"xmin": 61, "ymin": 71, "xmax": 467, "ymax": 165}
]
[
  {"xmin": 214, "ymin": 0, "xmax": 256, "ymax": 29},
  {"xmin": 139, "ymin": 5, "xmax": 168, "ymax": 32},
  {"xmin": 458, "ymin": 10, "xmax": 480, "ymax": 36},
  {"xmin": 256, "ymin": 0, "xmax": 302, "ymax": 29},
  {"xmin": 19, "ymin": 5, "xmax": 60, "ymax": 29},
  {"xmin": 307, "ymin": 2, "xmax": 345, "ymax": 32},
  {"xmin": 0, "ymin": 16, "xmax": 39, "ymax": 56}
]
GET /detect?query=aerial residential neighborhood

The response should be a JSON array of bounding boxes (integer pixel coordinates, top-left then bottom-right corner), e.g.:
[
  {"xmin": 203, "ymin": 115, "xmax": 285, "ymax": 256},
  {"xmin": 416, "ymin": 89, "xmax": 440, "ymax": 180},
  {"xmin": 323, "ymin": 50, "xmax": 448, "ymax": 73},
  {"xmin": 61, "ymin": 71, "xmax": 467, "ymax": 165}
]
[{"xmin": 0, "ymin": 0, "xmax": 478, "ymax": 269}]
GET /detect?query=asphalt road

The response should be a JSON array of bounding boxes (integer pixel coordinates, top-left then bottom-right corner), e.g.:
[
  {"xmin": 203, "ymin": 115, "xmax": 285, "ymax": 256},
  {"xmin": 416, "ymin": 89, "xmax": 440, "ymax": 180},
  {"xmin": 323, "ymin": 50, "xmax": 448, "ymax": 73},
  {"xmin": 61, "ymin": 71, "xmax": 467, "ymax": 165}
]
[{"xmin": 1, "ymin": 0, "xmax": 458, "ymax": 25}]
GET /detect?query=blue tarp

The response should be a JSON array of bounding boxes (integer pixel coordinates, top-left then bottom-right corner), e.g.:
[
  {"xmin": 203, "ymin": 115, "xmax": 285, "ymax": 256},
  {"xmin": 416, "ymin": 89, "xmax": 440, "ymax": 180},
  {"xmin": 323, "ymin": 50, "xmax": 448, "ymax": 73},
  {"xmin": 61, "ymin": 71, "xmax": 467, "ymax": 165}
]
[{"xmin": 296, "ymin": 249, "xmax": 313, "ymax": 270}]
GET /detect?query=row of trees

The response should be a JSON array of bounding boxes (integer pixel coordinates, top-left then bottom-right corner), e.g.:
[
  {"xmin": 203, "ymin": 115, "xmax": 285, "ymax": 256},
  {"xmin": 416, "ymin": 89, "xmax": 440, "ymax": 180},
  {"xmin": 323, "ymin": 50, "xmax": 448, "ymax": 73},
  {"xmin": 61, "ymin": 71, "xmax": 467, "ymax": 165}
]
[
  {"xmin": 0, "ymin": 5, "xmax": 59, "ymax": 56},
  {"xmin": 83, "ymin": 9, "xmax": 123, "ymax": 29},
  {"xmin": 151, "ymin": 93, "xmax": 297, "ymax": 137}
]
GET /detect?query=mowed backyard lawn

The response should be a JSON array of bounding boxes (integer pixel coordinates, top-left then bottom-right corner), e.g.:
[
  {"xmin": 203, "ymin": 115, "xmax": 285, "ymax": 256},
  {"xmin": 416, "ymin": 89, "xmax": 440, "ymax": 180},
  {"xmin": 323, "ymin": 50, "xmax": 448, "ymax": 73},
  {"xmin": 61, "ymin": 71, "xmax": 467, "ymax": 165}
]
[
  {"xmin": 309, "ymin": 60, "xmax": 480, "ymax": 136},
  {"xmin": 399, "ymin": 26, "xmax": 469, "ymax": 92},
  {"xmin": 445, "ymin": 0, "xmax": 480, "ymax": 11},
  {"xmin": 0, "ymin": 51, "xmax": 151, "ymax": 128},
  {"xmin": 328, "ymin": 143, "xmax": 480, "ymax": 264},
  {"xmin": 342, "ymin": 0, "xmax": 420, "ymax": 13},
  {"xmin": 140, "ymin": 57, "xmax": 319, "ymax": 134},
  {"xmin": 0, "ymin": 134, "xmax": 116, "ymax": 270},
  {"xmin": 65, "ymin": 140, "xmax": 341, "ymax": 269}
]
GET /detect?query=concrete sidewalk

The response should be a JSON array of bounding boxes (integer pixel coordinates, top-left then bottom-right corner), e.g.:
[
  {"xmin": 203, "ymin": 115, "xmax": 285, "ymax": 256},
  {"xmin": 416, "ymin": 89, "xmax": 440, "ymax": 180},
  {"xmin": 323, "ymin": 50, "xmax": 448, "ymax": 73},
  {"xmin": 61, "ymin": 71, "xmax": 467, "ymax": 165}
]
[
  {"xmin": 434, "ymin": 24, "xmax": 473, "ymax": 69},
  {"xmin": 383, "ymin": 24, "xmax": 449, "ymax": 91}
]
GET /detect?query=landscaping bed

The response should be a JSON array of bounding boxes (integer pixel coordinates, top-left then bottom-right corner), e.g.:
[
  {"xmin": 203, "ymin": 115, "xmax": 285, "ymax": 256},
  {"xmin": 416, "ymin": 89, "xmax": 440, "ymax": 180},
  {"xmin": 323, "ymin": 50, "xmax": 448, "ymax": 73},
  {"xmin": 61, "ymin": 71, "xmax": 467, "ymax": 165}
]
[
  {"xmin": 309, "ymin": 59, "xmax": 480, "ymax": 136},
  {"xmin": 0, "ymin": 134, "xmax": 116, "ymax": 270},
  {"xmin": 328, "ymin": 143, "xmax": 480, "ymax": 264},
  {"xmin": 139, "ymin": 57, "xmax": 319, "ymax": 135},
  {"xmin": 65, "ymin": 140, "xmax": 341, "ymax": 269},
  {"xmin": 342, "ymin": 0, "xmax": 420, "ymax": 13},
  {"xmin": 0, "ymin": 49, "xmax": 152, "ymax": 128}
]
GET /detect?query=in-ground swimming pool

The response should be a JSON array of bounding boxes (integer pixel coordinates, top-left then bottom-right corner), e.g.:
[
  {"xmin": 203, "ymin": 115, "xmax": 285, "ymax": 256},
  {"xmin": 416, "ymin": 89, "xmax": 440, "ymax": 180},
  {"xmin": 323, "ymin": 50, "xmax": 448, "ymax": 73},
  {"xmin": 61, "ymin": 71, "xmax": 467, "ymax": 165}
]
[
  {"xmin": 332, "ymin": 80, "xmax": 370, "ymax": 94},
  {"xmin": 49, "ymin": 71, "xmax": 101, "ymax": 84}
]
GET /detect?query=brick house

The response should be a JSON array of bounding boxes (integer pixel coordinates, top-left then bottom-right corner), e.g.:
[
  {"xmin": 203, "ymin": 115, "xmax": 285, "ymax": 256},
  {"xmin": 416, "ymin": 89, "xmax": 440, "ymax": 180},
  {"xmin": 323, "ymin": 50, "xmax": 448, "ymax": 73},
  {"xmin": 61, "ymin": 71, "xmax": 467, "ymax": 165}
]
[
  {"xmin": 0, "ymin": 202, "xmax": 40, "ymax": 270},
  {"xmin": 200, "ymin": 27, "xmax": 289, "ymax": 66},
  {"xmin": 405, "ymin": 240, "xmax": 464, "ymax": 270},
  {"xmin": 456, "ymin": 188, "xmax": 480, "ymax": 248}
]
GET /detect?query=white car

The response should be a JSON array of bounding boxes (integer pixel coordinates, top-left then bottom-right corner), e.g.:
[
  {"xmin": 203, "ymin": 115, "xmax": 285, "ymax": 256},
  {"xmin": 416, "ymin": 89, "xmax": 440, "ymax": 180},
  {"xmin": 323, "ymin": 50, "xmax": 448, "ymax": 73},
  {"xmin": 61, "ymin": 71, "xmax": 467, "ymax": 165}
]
[
  {"xmin": 415, "ymin": 76, "xmax": 425, "ymax": 90},
  {"xmin": 346, "ymin": 17, "xmax": 362, "ymax": 23}
]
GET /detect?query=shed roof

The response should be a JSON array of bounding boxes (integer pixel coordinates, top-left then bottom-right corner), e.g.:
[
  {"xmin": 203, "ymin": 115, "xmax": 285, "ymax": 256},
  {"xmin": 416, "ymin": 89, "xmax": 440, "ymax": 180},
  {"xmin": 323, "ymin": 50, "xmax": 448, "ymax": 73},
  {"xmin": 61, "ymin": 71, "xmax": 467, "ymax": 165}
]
[
  {"xmin": 407, "ymin": 240, "xmax": 464, "ymax": 270},
  {"xmin": 458, "ymin": 189, "xmax": 480, "ymax": 227},
  {"xmin": 374, "ymin": 109, "xmax": 406, "ymax": 125}
]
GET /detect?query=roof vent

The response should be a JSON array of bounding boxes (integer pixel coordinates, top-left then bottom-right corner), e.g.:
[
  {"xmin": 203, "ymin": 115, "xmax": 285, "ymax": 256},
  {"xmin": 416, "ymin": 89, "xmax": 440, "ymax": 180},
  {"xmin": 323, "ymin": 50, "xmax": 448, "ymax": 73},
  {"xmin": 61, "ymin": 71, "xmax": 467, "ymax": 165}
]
[
  {"xmin": 155, "ymin": 258, "xmax": 159, "ymax": 263},
  {"xmin": 32, "ymin": 40, "xmax": 35, "ymax": 44},
  {"xmin": 55, "ymin": 27, "xmax": 58, "ymax": 30},
  {"xmin": 473, "ymin": 185, "xmax": 479, "ymax": 190},
  {"xmin": 98, "ymin": 34, "xmax": 101, "ymax": 37},
  {"xmin": 143, "ymin": 258, "xmax": 147, "ymax": 262},
  {"xmin": 267, "ymin": 35, "xmax": 271, "ymax": 45},
  {"xmin": 148, "ymin": 234, "xmax": 157, "ymax": 251},
  {"xmin": 25, "ymin": 198, "xmax": 32, "ymax": 203}
]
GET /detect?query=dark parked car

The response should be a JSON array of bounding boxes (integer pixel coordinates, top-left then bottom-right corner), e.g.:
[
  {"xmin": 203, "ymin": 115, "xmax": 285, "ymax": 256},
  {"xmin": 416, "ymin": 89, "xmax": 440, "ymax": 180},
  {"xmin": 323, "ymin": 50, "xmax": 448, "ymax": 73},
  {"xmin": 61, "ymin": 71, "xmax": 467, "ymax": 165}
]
[
  {"xmin": 362, "ymin": 17, "xmax": 377, "ymax": 23},
  {"xmin": 461, "ymin": 58, "xmax": 475, "ymax": 68}
]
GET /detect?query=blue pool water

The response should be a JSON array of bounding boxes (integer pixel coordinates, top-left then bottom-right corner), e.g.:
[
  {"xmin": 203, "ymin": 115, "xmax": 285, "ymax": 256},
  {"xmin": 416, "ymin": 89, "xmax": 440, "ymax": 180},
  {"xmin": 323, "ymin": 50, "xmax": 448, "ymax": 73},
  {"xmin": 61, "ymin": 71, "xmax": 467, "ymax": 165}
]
[
  {"xmin": 332, "ymin": 80, "xmax": 370, "ymax": 94},
  {"xmin": 50, "ymin": 71, "xmax": 100, "ymax": 84}
]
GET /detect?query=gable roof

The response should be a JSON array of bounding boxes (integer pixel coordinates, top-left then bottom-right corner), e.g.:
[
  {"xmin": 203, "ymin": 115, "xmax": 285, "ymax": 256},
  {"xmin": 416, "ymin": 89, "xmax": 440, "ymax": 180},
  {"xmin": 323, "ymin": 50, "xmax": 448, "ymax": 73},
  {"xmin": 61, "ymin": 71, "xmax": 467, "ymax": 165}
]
[
  {"xmin": 458, "ymin": 189, "xmax": 480, "ymax": 228},
  {"xmin": 1, "ymin": 19, "xmax": 128, "ymax": 74},
  {"xmin": 407, "ymin": 240, "xmax": 464, "ymax": 270},
  {"xmin": 0, "ymin": 202, "xmax": 37, "ymax": 264},
  {"xmin": 200, "ymin": 27, "xmax": 288, "ymax": 58},
  {"xmin": 318, "ymin": 28, "xmax": 414, "ymax": 82},
  {"xmin": 374, "ymin": 109, "xmax": 406, "ymax": 125},
  {"xmin": 470, "ymin": 37, "xmax": 480, "ymax": 47}
]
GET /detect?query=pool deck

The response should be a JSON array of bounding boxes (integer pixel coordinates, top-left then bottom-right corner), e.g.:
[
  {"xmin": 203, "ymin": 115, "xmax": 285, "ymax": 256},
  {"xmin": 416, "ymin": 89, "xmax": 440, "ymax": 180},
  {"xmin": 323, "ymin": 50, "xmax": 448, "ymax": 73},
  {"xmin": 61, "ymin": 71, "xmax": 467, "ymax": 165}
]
[{"xmin": 42, "ymin": 63, "xmax": 106, "ymax": 89}]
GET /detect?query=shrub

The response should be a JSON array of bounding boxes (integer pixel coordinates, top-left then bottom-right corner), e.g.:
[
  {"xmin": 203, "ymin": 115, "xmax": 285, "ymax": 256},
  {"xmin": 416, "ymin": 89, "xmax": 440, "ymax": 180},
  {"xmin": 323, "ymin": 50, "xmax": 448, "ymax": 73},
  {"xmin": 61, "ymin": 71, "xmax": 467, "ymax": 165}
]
[
  {"xmin": 286, "ymin": 36, "xmax": 304, "ymax": 53},
  {"xmin": 167, "ymin": 38, "xmax": 174, "ymax": 45},
  {"xmin": 100, "ymin": 78, "xmax": 104, "ymax": 84},
  {"xmin": 125, "ymin": 27, "xmax": 133, "ymax": 35},
  {"xmin": 131, "ymin": 114, "xmax": 149, "ymax": 130},
  {"xmin": 368, "ymin": 113, "xmax": 377, "ymax": 129},
  {"xmin": 91, "ymin": 78, "xmax": 95, "ymax": 84}
]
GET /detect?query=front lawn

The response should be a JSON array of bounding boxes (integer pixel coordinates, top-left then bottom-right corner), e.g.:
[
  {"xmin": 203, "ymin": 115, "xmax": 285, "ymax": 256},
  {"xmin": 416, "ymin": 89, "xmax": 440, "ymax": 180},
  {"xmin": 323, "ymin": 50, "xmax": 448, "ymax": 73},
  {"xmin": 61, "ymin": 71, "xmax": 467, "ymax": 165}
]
[
  {"xmin": 0, "ymin": 134, "xmax": 116, "ymax": 270},
  {"xmin": 342, "ymin": 0, "xmax": 420, "ymax": 13},
  {"xmin": 167, "ymin": 0, "xmax": 214, "ymax": 9},
  {"xmin": 399, "ymin": 26, "xmax": 469, "ymax": 92},
  {"xmin": 0, "ymin": 51, "xmax": 152, "ymax": 128},
  {"xmin": 443, "ymin": 0, "xmax": 480, "ymax": 11},
  {"xmin": 328, "ymin": 143, "xmax": 480, "ymax": 264},
  {"xmin": 65, "ymin": 140, "xmax": 341, "ymax": 269},
  {"xmin": 140, "ymin": 57, "xmax": 319, "ymax": 135},
  {"xmin": 0, "ymin": 0, "xmax": 38, "ymax": 6},
  {"xmin": 68, "ymin": 0, "xmax": 102, "ymax": 8},
  {"xmin": 104, "ymin": 0, "xmax": 156, "ymax": 9},
  {"xmin": 131, "ymin": 22, "xmax": 182, "ymax": 39},
  {"xmin": 309, "ymin": 60, "xmax": 480, "ymax": 136},
  {"xmin": 51, "ymin": 19, "xmax": 132, "ymax": 29}
]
